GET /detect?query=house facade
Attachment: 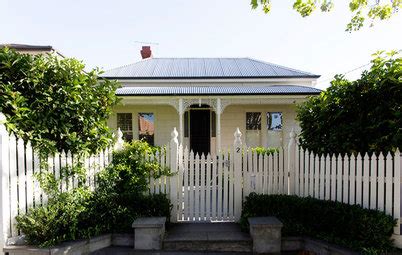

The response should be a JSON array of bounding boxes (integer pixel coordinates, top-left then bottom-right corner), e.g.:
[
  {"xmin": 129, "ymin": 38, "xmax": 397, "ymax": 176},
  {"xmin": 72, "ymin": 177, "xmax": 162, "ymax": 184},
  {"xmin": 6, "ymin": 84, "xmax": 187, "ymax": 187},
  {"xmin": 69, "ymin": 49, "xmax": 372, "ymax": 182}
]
[{"xmin": 103, "ymin": 47, "xmax": 321, "ymax": 155}]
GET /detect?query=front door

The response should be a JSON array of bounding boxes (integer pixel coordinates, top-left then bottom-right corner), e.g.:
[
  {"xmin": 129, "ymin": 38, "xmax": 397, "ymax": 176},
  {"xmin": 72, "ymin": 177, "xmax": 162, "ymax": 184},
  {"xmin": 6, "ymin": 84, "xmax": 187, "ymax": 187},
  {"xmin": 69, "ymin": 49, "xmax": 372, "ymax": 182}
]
[{"xmin": 190, "ymin": 109, "xmax": 210, "ymax": 155}]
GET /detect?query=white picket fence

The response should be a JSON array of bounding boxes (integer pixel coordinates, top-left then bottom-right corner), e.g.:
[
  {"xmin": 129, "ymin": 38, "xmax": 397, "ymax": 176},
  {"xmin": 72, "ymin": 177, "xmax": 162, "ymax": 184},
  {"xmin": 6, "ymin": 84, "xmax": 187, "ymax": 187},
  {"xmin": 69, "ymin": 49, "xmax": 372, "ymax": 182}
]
[
  {"xmin": 293, "ymin": 148, "xmax": 401, "ymax": 232},
  {"xmin": 150, "ymin": 128, "xmax": 402, "ymax": 243},
  {"xmin": 0, "ymin": 115, "xmax": 112, "ymax": 251},
  {"xmin": 0, "ymin": 117, "xmax": 401, "ymax": 249}
]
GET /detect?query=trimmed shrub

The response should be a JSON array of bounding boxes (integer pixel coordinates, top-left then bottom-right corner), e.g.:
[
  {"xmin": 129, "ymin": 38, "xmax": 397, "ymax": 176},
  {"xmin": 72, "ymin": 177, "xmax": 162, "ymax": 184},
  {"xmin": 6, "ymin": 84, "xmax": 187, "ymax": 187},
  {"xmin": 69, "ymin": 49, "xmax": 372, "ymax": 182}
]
[{"xmin": 240, "ymin": 193, "xmax": 396, "ymax": 254}]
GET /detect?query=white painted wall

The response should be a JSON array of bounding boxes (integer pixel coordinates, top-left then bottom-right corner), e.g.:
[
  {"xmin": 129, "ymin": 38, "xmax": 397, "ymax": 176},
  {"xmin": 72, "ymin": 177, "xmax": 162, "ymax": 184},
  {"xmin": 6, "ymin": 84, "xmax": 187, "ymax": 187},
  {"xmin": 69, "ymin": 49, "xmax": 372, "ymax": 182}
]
[{"xmin": 108, "ymin": 103, "xmax": 300, "ymax": 150}]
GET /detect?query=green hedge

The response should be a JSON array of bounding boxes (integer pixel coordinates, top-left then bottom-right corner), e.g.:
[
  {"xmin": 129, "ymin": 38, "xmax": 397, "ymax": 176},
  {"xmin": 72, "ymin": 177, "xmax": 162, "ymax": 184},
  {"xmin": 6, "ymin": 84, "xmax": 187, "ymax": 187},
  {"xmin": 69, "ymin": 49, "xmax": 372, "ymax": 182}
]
[{"xmin": 241, "ymin": 193, "xmax": 396, "ymax": 254}]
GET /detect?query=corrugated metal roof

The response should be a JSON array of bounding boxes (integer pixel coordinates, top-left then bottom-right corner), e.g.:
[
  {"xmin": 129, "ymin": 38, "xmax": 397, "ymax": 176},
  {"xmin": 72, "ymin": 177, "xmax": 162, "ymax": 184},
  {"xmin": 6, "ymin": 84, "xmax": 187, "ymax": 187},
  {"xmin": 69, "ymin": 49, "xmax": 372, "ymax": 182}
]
[
  {"xmin": 102, "ymin": 58, "xmax": 320, "ymax": 79},
  {"xmin": 116, "ymin": 86, "xmax": 321, "ymax": 96}
]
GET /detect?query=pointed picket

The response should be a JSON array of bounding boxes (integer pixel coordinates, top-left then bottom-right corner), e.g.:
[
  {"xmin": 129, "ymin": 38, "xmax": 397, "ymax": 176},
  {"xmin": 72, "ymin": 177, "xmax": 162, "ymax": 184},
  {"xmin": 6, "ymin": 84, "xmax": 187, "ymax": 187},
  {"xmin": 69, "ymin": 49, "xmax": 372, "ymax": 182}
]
[
  {"xmin": 319, "ymin": 155, "xmax": 325, "ymax": 199},
  {"xmin": 370, "ymin": 154, "xmax": 377, "ymax": 210},
  {"xmin": 257, "ymin": 151, "xmax": 263, "ymax": 194},
  {"xmin": 189, "ymin": 150, "xmax": 195, "ymax": 220},
  {"xmin": 377, "ymin": 153, "xmax": 385, "ymax": 211},
  {"xmin": 295, "ymin": 146, "xmax": 300, "ymax": 196},
  {"xmin": 25, "ymin": 141, "xmax": 34, "ymax": 209},
  {"xmin": 263, "ymin": 152, "xmax": 268, "ymax": 194},
  {"xmin": 385, "ymin": 152, "xmax": 393, "ymax": 216},
  {"xmin": 330, "ymin": 154, "xmax": 336, "ymax": 201},
  {"xmin": 273, "ymin": 151, "xmax": 279, "ymax": 194},
  {"xmin": 217, "ymin": 151, "xmax": 223, "ymax": 220},
  {"xmin": 303, "ymin": 150, "xmax": 309, "ymax": 197},
  {"xmin": 194, "ymin": 153, "xmax": 200, "ymax": 221},
  {"xmin": 60, "ymin": 150, "xmax": 67, "ymax": 192},
  {"xmin": 343, "ymin": 154, "xmax": 349, "ymax": 204},
  {"xmin": 228, "ymin": 148, "xmax": 234, "ymax": 220},
  {"xmin": 33, "ymin": 150, "xmax": 41, "ymax": 208},
  {"xmin": 206, "ymin": 153, "xmax": 212, "ymax": 221},
  {"xmin": 9, "ymin": 134, "xmax": 18, "ymax": 236},
  {"xmin": 278, "ymin": 148, "xmax": 284, "ymax": 194},
  {"xmin": 314, "ymin": 154, "xmax": 319, "ymax": 198},
  {"xmin": 362, "ymin": 153, "xmax": 370, "ymax": 209},
  {"xmin": 17, "ymin": 138, "xmax": 27, "ymax": 220},
  {"xmin": 349, "ymin": 154, "xmax": 356, "ymax": 204},
  {"xmin": 183, "ymin": 147, "xmax": 190, "ymax": 220},
  {"xmin": 268, "ymin": 153, "xmax": 273, "ymax": 195},
  {"xmin": 336, "ymin": 154, "xmax": 342, "ymax": 202},
  {"xmin": 324, "ymin": 154, "xmax": 331, "ymax": 200},
  {"xmin": 200, "ymin": 153, "xmax": 206, "ymax": 221},
  {"xmin": 177, "ymin": 144, "xmax": 184, "ymax": 221},
  {"xmin": 309, "ymin": 152, "xmax": 314, "ymax": 197},
  {"xmin": 394, "ymin": 149, "xmax": 401, "ymax": 234},
  {"xmin": 211, "ymin": 151, "xmax": 217, "ymax": 220},
  {"xmin": 67, "ymin": 150, "xmax": 73, "ymax": 192},
  {"xmin": 356, "ymin": 153, "xmax": 363, "ymax": 205}
]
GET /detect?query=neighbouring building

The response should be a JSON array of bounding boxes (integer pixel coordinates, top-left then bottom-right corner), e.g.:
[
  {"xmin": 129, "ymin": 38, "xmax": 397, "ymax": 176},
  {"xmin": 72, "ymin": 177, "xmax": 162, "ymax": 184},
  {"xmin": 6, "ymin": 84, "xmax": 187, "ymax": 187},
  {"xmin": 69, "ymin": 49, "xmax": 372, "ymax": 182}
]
[{"xmin": 0, "ymin": 43, "xmax": 64, "ymax": 57}]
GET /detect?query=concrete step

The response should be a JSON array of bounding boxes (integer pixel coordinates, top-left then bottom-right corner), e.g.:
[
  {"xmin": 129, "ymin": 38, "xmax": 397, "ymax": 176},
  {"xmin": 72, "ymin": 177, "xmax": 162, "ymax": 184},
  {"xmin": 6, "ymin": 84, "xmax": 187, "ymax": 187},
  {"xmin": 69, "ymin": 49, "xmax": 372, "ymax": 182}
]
[
  {"xmin": 163, "ymin": 223, "xmax": 252, "ymax": 253},
  {"xmin": 92, "ymin": 247, "xmax": 251, "ymax": 255}
]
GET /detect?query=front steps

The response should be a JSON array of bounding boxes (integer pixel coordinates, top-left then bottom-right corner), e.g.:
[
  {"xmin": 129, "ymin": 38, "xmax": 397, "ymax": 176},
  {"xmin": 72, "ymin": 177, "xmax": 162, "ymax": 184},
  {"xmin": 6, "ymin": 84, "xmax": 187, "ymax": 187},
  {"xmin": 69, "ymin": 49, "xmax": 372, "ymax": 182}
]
[
  {"xmin": 91, "ymin": 222, "xmax": 253, "ymax": 254},
  {"xmin": 163, "ymin": 223, "xmax": 252, "ymax": 253}
]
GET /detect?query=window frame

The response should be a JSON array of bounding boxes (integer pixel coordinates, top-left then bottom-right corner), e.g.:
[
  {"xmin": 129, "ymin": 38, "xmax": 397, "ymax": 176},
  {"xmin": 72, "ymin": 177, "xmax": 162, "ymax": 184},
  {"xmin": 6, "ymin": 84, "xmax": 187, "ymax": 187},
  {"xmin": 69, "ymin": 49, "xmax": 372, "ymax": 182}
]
[
  {"xmin": 138, "ymin": 112, "xmax": 155, "ymax": 146},
  {"xmin": 116, "ymin": 113, "xmax": 133, "ymax": 141},
  {"xmin": 246, "ymin": 112, "xmax": 262, "ymax": 131},
  {"xmin": 266, "ymin": 112, "xmax": 283, "ymax": 131}
]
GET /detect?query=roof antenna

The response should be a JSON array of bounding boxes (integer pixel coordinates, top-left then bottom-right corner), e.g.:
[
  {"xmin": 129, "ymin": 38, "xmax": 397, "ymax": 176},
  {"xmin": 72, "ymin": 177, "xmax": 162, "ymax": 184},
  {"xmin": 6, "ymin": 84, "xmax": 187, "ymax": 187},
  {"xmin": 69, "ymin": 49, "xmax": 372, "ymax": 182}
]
[{"xmin": 133, "ymin": 41, "xmax": 159, "ymax": 45}]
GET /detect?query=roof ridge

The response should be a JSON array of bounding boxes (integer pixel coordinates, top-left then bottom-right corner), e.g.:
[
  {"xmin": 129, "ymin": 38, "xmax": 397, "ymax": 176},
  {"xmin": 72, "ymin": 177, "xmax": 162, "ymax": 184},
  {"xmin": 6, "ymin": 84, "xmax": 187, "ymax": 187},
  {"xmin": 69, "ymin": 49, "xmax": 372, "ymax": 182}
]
[{"xmin": 246, "ymin": 57, "xmax": 316, "ymax": 76}]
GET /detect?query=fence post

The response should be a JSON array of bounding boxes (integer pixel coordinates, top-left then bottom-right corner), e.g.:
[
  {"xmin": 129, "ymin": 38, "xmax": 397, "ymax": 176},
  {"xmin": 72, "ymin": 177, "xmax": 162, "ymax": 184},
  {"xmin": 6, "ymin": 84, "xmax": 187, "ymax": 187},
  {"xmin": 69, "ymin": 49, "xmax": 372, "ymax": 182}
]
[
  {"xmin": 287, "ymin": 129, "xmax": 297, "ymax": 195},
  {"xmin": 114, "ymin": 128, "xmax": 124, "ymax": 151},
  {"xmin": 233, "ymin": 128, "xmax": 243, "ymax": 221},
  {"xmin": 169, "ymin": 128, "xmax": 179, "ymax": 223},
  {"xmin": 0, "ymin": 113, "xmax": 10, "ymax": 250}
]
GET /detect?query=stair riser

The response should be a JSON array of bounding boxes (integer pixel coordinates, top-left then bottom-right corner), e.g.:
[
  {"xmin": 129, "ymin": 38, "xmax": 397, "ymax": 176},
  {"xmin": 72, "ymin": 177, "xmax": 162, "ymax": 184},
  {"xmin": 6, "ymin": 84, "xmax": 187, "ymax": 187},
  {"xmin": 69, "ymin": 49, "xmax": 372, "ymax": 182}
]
[{"xmin": 163, "ymin": 241, "xmax": 252, "ymax": 252}]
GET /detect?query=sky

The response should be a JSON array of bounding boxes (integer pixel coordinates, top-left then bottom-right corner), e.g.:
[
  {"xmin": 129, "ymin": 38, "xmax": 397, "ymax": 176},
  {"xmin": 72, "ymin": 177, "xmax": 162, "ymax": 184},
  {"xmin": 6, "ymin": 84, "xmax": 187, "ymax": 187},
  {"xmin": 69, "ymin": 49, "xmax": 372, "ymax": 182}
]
[{"xmin": 1, "ymin": 0, "xmax": 401, "ymax": 89}]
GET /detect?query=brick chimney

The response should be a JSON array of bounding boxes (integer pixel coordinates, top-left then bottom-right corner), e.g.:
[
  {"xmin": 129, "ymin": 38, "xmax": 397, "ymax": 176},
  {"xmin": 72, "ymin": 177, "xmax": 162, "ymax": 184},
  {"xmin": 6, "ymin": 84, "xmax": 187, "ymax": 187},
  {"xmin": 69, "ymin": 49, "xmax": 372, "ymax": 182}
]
[{"xmin": 140, "ymin": 46, "xmax": 152, "ymax": 59}]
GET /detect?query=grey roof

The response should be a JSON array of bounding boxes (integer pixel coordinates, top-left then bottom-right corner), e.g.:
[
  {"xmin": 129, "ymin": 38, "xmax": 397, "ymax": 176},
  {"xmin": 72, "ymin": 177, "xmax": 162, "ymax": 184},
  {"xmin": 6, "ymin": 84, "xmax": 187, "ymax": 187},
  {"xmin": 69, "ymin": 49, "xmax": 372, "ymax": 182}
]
[
  {"xmin": 116, "ymin": 86, "xmax": 321, "ymax": 96},
  {"xmin": 0, "ymin": 44, "xmax": 54, "ymax": 51},
  {"xmin": 102, "ymin": 58, "xmax": 320, "ymax": 79}
]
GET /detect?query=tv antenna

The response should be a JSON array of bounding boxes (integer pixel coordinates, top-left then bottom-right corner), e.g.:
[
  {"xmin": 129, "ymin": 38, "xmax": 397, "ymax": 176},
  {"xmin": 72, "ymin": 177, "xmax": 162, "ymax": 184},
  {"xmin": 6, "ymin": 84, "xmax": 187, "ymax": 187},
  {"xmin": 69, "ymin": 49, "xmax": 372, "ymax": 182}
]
[{"xmin": 133, "ymin": 41, "xmax": 159, "ymax": 46}]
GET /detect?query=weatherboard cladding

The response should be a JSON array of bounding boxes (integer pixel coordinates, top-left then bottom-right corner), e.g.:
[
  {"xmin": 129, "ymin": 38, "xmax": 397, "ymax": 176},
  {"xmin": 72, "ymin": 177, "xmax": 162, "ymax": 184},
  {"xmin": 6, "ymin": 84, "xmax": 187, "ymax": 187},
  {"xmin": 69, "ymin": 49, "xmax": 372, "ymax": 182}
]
[
  {"xmin": 116, "ymin": 86, "xmax": 321, "ymax": 96},
  {"xmin": 101, "ymin": 58, "xmax": 319, "ymax": 79}
]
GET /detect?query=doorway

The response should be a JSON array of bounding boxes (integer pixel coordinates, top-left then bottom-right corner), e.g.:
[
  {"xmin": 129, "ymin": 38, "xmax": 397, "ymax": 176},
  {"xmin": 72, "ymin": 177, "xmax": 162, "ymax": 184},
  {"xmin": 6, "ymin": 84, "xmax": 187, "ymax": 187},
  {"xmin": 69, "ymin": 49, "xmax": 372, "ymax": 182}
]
[{"xmin": 190, "ymin": 109, "xmax": 210, "ymax": 155}]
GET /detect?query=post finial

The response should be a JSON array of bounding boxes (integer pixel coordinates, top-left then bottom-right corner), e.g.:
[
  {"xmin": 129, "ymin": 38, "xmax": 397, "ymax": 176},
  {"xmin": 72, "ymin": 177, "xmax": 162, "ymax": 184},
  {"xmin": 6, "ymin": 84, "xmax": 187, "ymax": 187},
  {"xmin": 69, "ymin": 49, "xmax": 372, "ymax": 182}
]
[
  {"xmin": 171, "ymin": 127, "xmax": 179, "ymax": 140},
  {"xmin": 234, "ymin": 127, "xmax": 242, "ymax": 139},
  {"xmin": 289, "ymin": 128, "xmax": 296, "ymax": 139},
  {"xmin": 233, "ymin": 127, "xmax": 242, "ymax": 147},
  {"xmin": 114, "ymin": 128, "xmax": 124, "ymax": 151}
]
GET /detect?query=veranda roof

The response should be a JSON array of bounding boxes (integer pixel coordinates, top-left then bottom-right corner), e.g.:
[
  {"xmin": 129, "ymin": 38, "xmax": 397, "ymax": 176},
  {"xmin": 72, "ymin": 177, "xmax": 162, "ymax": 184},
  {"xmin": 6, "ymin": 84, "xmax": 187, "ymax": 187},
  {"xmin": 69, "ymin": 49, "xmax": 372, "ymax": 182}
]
[{"xmin": 116, "ymin": 85, "xmax": 321, "ymax": 96}]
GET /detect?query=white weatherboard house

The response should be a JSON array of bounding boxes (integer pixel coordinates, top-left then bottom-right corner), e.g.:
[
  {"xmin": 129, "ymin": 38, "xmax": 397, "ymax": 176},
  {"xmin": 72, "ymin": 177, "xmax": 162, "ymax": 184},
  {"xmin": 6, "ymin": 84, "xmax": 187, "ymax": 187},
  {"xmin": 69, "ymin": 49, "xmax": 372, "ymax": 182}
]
[{"xmin": 103, "ymin": 47, "xmax": 321, "ymax": 154}]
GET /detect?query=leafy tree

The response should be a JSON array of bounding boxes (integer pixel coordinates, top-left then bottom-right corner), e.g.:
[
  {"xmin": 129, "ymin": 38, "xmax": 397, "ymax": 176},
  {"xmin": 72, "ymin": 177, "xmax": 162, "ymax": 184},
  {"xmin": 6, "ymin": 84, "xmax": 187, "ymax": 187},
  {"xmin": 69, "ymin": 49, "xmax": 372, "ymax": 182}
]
[
  {"xmin": 296, "ymin": 50, "xmax": 402, "ymax": 154},
  {"xmin": 0, "ymin": 47, "xmax": 120, "ymax": 155},
  {"xmin": 250, "ymin": 0, "xmax": 402, "ymax": 32}
]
